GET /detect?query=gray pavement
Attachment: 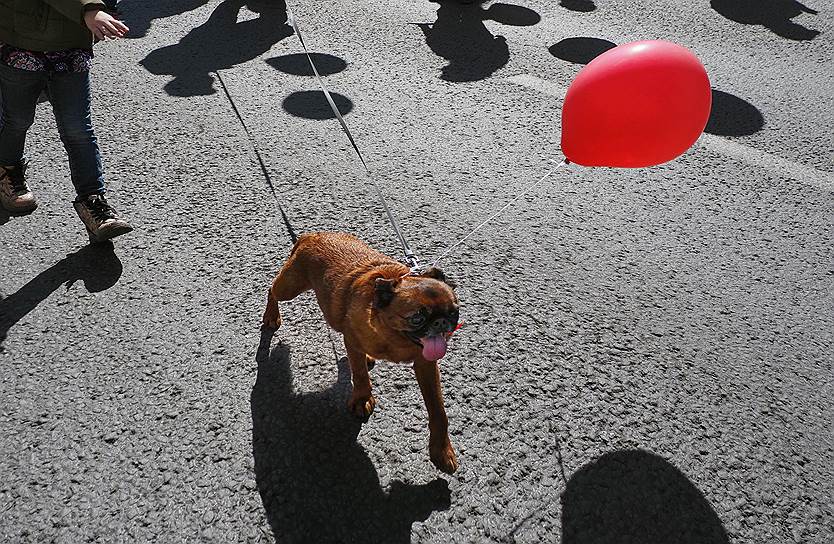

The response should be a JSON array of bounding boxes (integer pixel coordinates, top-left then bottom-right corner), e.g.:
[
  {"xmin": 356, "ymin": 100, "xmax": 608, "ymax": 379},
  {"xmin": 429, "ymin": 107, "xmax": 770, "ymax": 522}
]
[{"xmin": 1, "ymin": 0, "xmax": 832, "ymax": 542}]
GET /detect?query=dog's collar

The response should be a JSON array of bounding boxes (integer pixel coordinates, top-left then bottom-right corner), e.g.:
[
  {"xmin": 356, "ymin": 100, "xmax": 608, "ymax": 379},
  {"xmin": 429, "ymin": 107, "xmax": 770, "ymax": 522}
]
[
  {"xmin": 407, "ymin": 262, "xmax": 423, "ymax": 275},
  {"xmin": 396, "ymin": 261, "xmax": 423, "ymax": 280}
]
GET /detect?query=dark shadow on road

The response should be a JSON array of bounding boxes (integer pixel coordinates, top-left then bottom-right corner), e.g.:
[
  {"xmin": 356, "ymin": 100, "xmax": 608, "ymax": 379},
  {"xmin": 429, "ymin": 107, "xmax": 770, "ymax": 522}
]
[
  {"xmin": 559, "ymin": 0, "xmax": 596, "ymax": 12},
  {"xmin": 711, "ymin": 0, "xmax": 819, "ymax": 41},
  {"xmin": 251, "ymin": 329, "xmax": 452, "ymax": 543},
  {"xmin": 417, "ymin": 1, "xmax": 539, "ymax": 82},
  {"xmin": 705, "ymin": 89, "xmax": 764, "ymax": 136},
  {"xmin": 140, "ymin": 0, "xmax": 292, "ymax": 96},
  {"xmin": 548, "ymin": 37, "xmax": 616, "ymax": 64},
  {"xmin": 118, "ymin": 0, "xmax": 209, "ymax": 38},
  {"xmin": 266, "ymin": 53, "xmax": 348, "ymax": 76},
  {"xmin": 561, "ymin": 449, "xmax": 730, "ymax": 544},
  {"xmin": 0, "ymin": 242, "xmax": 122, "ymax": 348},
  {"xmin": 0, "ymin": 207, "xmax": 11, "ymax": 226},
  {"xmin": 282, "ymin": 90, "xmax": 353, "ymax": 120},
  {"xmin": 486, "ymin": 3, "xmax": 541, "ymax": 26}
]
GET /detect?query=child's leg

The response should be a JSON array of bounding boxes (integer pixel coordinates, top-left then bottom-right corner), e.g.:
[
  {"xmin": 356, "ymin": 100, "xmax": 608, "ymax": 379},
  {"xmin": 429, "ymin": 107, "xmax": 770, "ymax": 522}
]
[
  {"xmin": 0, "ymin": 63, "xmax": 46, "ymax": 167},
  {"xmin": 49, "ymin": 70, "xmax": 132, "ymax": 242},
  {"xmin": 46, "ymin": 70, "xmax": 105, "ymax": 200}
]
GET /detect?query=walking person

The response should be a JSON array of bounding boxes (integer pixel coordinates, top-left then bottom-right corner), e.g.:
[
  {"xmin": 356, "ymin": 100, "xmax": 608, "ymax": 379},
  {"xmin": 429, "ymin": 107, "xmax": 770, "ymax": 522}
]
[{"xmin": 0, "ymin": 0, "xmax": 133, "ymax": 242}]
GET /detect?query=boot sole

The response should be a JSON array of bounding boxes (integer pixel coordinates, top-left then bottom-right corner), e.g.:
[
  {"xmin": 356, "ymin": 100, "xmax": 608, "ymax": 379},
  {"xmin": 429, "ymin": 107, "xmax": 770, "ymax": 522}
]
[
  {"xmin": 2, "ymin": 202, "xmax": 38, "ymax": 215},
  {"xmin": 87, "ymin": 224, "xmax": 133, "ymax": 243}
]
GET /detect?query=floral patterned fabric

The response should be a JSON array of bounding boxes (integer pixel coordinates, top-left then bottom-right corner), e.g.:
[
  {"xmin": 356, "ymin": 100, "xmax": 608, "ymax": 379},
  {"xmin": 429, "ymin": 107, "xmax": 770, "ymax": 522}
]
[{"xmin": 0, "ymin": 43, "xmax": 93, "ymax": 73}]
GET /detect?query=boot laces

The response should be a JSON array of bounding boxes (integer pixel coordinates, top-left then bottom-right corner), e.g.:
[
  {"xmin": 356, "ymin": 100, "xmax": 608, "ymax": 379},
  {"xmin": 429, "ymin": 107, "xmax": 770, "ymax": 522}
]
[
  {"xmin": 85, "ymin": 195, "xmax": 117, "ymax": 222},
  {"xmin": 7, "ymin": 165, "xmax": 28, "ymax": 194}
]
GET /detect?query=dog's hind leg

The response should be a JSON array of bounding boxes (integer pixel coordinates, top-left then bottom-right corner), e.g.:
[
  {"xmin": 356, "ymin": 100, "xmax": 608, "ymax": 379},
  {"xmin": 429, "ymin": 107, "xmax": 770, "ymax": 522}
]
[{"xmin": 262, "ymin": 253, "xmax": 310, "ymax": 329}]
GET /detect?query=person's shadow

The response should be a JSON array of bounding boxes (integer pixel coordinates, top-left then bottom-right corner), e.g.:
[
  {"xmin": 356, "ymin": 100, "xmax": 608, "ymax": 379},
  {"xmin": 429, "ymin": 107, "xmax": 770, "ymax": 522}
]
[
  {"xmin": 117, "ymin": 0, "xmax": 210, "ymax": 38},
  {"xmin": 711, "ymin": 0, "xmax": 820, "ymax": 41},
  {"xmin": 417, "ymin": 0, "xmax": 540, "ymax": 82},
  {"xmin": 560, "ymin": 449, "xmax": 730, "ymax": 544},
  {"xmin": 0, "ymin": 242, "xmax": 123, "ymax": 348},
  {"xmin": 251, "ymin": 329, "xmax": 452, "ymax": 543},
  {"xmin": 140, "ymin": 0, "xmax": 292, "ymax": 96}
]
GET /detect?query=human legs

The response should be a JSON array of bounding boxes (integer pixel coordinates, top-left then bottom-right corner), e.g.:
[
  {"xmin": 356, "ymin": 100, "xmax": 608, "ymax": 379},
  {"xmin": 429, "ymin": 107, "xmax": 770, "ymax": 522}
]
[
  {"xmin": 0, "ymin": 63, "xmax": 45, "ymax": 165},
  {"xmin": 0, "ymin": 62, "xmax": 44, "ymax": 212},
  {"xmin": 47, "ymin": 70, "xmax": 105, "ymax": 199},
  {"xmin": 48, "ymin": 70, "xmax": 131, "ymax": 241}
]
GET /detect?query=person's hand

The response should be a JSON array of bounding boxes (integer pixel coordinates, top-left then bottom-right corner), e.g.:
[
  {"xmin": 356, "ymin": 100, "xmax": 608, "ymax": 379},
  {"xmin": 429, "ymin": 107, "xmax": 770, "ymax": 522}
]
[{"xmin": 84, "ymin": 9, "xmax": 129, "ymax": 40}]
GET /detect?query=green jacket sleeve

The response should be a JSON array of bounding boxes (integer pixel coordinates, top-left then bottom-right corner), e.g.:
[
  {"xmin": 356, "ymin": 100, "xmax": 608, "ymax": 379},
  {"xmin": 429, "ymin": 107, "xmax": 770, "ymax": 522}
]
[{"xmin": 41, "ymin": 0, "xmax": 106, "ymax": 26}]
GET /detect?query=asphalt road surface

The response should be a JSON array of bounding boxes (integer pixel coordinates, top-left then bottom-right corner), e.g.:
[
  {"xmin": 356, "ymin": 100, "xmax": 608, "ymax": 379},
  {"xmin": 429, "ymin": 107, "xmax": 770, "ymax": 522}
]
[{"xmin": 1, "ymin": 0, "xmax": 832, "ymax": 542}]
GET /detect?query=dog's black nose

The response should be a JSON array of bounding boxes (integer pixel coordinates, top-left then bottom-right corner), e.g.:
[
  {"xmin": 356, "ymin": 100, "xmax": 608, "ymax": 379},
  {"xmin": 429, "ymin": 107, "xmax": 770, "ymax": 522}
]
[{"xmin": 430, "ymin": 317, "xmax": 453, "ymax": 334}]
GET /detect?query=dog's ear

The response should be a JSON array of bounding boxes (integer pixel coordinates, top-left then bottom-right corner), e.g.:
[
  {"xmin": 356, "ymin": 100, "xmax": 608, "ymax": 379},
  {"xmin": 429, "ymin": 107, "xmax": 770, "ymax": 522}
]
[
  {"xmin": 422, "ymin": 267, "xmax": 456, "ymax": 289},
  {"xmin": 373, "ymin": 277, "xmax": 399, "ymax": 308}
]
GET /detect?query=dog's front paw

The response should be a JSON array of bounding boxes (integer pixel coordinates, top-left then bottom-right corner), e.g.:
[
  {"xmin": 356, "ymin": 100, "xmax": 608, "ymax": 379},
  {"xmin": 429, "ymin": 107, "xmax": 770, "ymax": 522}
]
[
  {"xmin": 430, "ymin": 441, "xmax": 459, "ymax": 474},
  {"xmin": 347, "ymin": 391, "xmax": 376, "ymax": 418},
  {"xmin": 261, "ymin": 298, "xmax": 282, "ymax": 329},
  {"xmin": 261, "ymin": 315, "xmax": 282, "ymax": 330}
]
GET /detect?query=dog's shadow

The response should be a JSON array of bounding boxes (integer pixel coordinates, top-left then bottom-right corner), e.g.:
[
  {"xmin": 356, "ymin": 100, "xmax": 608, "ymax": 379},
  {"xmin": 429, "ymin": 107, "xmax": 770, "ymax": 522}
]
[{"xmin": 251, "ymin": 329, "xmax": 451, "ymax": 543}]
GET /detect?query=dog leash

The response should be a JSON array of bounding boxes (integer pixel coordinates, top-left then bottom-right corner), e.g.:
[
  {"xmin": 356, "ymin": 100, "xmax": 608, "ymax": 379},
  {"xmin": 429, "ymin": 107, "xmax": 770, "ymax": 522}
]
[
  {"xmin": 215, "ymin": 69, "xmax": 299, "ymax": 245},
  {"xmin": 288, "ymin": 12, "xmax": 574, "ymax": 274},
  {"xmin": 287, "ymin": 11, "xmax": 420, "ymax": 273},
  {"xmin": 216, "ymin": 67, "xmax": 344, "ymax": 361}
]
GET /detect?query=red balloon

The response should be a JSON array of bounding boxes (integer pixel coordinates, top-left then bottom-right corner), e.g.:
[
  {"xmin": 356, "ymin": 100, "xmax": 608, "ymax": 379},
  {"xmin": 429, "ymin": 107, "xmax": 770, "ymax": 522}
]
[{"xmin": 561, "ymin": 40, "xmax": 712, "ymax": 168}]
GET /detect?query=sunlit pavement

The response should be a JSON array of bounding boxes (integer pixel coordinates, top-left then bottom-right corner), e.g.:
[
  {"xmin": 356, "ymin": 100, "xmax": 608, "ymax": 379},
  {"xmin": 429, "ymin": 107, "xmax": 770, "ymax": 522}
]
[{"xmin": 1, "ymin": 0, "xmax": 831, "ymax": 542}]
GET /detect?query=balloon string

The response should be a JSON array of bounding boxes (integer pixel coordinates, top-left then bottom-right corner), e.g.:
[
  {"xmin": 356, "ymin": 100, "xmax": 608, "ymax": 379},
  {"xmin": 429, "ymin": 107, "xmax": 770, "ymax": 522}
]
[{"xmin": 431, "ymin": 159, "xmax": 569, "ymax": 268}]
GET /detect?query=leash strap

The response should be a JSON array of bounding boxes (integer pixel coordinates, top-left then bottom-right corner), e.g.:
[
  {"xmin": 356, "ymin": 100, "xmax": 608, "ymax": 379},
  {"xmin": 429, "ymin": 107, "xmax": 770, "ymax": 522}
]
[
  {"xmin": 217, "ymin": 68, "xmax": 343, "ymax": 360},
  {"xmin": 431, "ymin": 159, "xmax": 570, "ymax": 268},
  {"xmin": 288, "ymin": 11, "xmax": 420, "ymax": 272},
  {"xmin": 215, "ymin": 69, "xmax": 299, "ymax": 244}
]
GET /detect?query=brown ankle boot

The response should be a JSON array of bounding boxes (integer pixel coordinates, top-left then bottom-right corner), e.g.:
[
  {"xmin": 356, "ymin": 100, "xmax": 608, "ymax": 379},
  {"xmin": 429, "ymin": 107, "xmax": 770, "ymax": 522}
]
[
  {"xmin": 73, "ymin": 193, "xmax": 133, "ymax": 242},
  {"xmin": 0, "ymin": 162, "xmax": 37, "ymax": 214}
]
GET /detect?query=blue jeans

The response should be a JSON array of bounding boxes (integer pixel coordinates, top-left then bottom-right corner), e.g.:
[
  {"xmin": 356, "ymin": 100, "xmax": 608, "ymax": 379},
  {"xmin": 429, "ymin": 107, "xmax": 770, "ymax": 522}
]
[{"xmin": 0, "ymin": 62, "xmax": 105, "ymax": 199}]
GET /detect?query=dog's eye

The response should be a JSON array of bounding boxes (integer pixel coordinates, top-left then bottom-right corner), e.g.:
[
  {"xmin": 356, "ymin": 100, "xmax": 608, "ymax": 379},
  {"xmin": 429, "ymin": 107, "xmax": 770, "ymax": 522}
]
[{"xmin": 408, "ymin": 313, "xmax": 426, "ymax": 327}]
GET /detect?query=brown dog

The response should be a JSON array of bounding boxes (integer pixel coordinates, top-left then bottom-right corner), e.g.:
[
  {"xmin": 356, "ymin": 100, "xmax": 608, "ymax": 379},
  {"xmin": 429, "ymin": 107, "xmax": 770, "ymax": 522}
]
[{"xmin": 262, "ymin": 232, "xmax": 460, "ymax": 473}]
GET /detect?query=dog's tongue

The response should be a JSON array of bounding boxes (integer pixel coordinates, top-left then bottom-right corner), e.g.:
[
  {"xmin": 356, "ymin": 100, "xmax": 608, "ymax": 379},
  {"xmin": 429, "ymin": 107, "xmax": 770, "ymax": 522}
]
[{"xmin": 421, "ymin": 335, "xmax": 448, "ymax": 361}]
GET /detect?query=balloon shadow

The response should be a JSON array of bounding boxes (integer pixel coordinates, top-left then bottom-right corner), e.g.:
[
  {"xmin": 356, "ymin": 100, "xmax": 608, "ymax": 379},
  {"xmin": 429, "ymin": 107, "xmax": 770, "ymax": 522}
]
[
  {"xmin": 265, "ymin": 53, "xmax": 348, "ymax": 76},
  {"xmin": 486, "ymin": 3, "xmax": 541, "ymax": 26},
  {"xmin": 139, "ymin": 0, "xmax": 292, "ymax": 96},
  {"xmin": 282, "ymin": 90, "xmax": 353, "ymax": 120},
  {"xmin": 0, "ymin": 242, "xmax": 123, "ymax": 348},
  {"xmin": 559, "ymin": 0, "xmax": 596, "ymax": 12},
  {"xmin": 251, "ymin": 329, "xmax": 452, "ymax": 543},
  {"xmin": 704, "ymin": 89, "xmax": 764, "ymax": 137},
  {"xmin": 417, "ymin": 1, "xmax": 539, "ymax": 82},
  {"xmin": 548, "ymin": 37, "xmax": 616, "ymax": 64},
  {"xmin": 118, "ymin": 0, "xmax": 210, "ymax": 38},
  {"xmin": 710, "ymin": 0, "xmax": 819, "ymax": 41},
  {"xmin": 561, "ymin": 450, "xmax": 730, "ymax": 544}
]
